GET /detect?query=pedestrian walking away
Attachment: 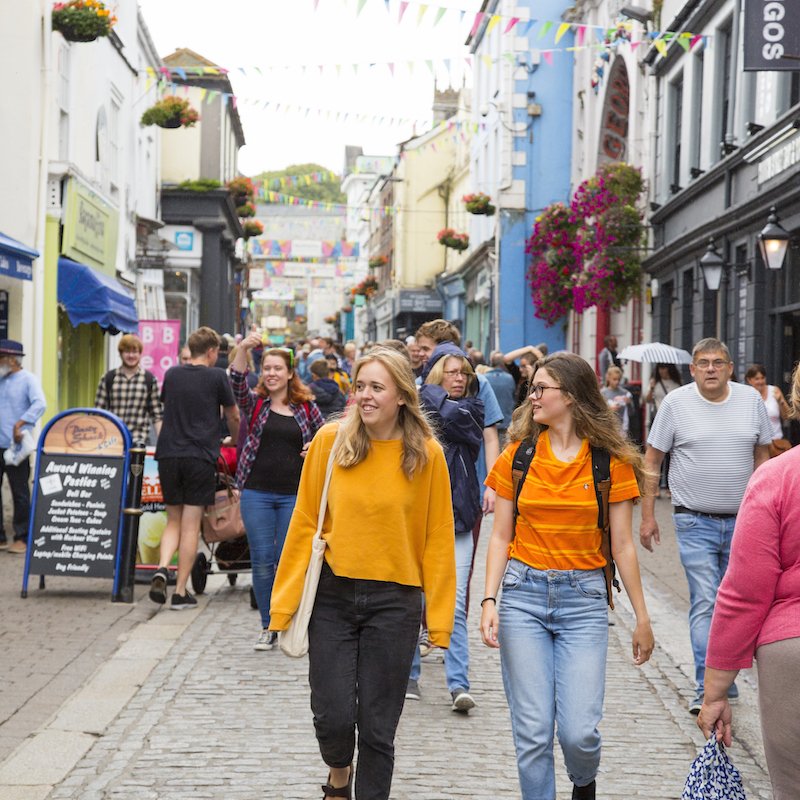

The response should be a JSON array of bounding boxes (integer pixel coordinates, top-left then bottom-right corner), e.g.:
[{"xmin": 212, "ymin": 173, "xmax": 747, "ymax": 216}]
[
  {"xmin": 309, "ymin": 358, "xmax": 347, "ymax": 420},
  {"xmin": 230, "ymin": 332, "xmax": 324, "ymax": 650},
  {"xmin": 640, "ymin": 337, "xmax": 771, "ymax": 714},
  {"xmin": 270, "ymin": 346, "xmax": 456, "ymax": 800},
  {"xmin": 597, "ymin": 335, "xmax": 622, "ymax": 382},
  {"xmin": 94, "ymin": 333, "xmax": 163, "ymax": 445},
  {"xmin": 485, "ymin": 350, "xmax": 516, "ymax": 443},
  {"xmin": 480, "ymin": 351, "xmax": 654, "ymax": 800},
  {"xmin": 0, "ymin": 339, "xmax": 46, "ymax": 555},
  {"xmin": 409, "ymin": 342, "xmax": 483, "ymax": 712},
  {"xmin": 152, "ymin": 326, "xmax": 240, "ymax": 611},
  {"xmin": 697, "ymin": 361, "xmax": 800, "ymax": 800}
]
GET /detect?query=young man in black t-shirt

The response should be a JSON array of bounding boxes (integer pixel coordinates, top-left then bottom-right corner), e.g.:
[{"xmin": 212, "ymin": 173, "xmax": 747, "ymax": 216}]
[{"xmin": 151, "ymin": 327, "xmax": 240, "ymax": 610}]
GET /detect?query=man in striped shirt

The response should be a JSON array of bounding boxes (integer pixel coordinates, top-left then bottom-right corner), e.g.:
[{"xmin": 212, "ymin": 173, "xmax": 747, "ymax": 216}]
[{"xmin": 639, "ymin": 337, "xmax": 771, "ymax": 714}]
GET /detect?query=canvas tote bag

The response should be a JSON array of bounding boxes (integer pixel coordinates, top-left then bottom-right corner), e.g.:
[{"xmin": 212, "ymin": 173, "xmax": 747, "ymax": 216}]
[{"xmin": 278, "ymin": 438, "xmax": 337, "ymax": 658}]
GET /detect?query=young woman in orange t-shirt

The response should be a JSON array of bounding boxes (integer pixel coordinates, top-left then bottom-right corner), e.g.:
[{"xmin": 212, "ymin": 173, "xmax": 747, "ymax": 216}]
[{"xmin": 480, "ymin": 352, "xmax": 654, "ymax": 800}]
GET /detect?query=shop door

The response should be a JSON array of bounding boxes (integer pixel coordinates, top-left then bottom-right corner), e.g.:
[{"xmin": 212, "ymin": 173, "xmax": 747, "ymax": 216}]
[{"xmin": 58, "ymin": 310, "xmax": 106, "ymax": 413}]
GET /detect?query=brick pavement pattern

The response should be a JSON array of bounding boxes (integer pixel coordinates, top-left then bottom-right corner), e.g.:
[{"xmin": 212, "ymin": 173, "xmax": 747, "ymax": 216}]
[{"xmin": 46, "ymin": 509, "xmax": 774, "ymax": 800}]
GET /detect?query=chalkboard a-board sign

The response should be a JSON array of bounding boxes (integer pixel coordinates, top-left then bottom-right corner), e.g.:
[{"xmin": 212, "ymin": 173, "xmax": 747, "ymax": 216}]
[{"xmin": 22, "ymin": 409, "xmax": 131, "ymax": 597}]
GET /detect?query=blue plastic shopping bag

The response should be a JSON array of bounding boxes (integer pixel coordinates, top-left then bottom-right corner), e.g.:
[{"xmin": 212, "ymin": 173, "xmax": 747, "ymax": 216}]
[{"xmin": 682, "ymin": 734, "xmax": 746, "ymax": 800}]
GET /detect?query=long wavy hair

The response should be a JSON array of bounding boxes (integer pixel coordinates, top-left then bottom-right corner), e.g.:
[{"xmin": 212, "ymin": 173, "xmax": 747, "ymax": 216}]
[
  {"xmin": 508, "ymin": 352, "xmax": 647, "ymax": 491},
  {"xmin": 255, "ymin": 348, "xmax": 313, "ymax": 405},
  {"xmin": 335, "ymin": 346, "xmax": 434, "ymax": 478}
]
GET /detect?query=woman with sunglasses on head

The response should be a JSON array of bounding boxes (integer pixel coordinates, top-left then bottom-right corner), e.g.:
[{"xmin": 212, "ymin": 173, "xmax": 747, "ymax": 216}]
[
  {"xmin": 480, "ymin": 352, "xmax": 654, "ymax": 800},
  {"xmin": 407, "ymin": 342, "xmax": 484, "ymax": 710},
  {"xmin": 270, "ymin": 346, "xmax": 456, "ymax": 800},
  {"xmin": 230, "ymin": 331, "xmax": 324, "ymax": 651}
]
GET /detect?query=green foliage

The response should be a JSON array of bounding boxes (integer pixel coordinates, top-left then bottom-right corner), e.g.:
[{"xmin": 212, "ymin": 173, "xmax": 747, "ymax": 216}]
[
  {"xmin": 254, "ymin": 163, "xmax": 345, "ymax": 204},
  {"xmin": 177, "ymin": 179, "xmax": 222, "ymax": 192}
]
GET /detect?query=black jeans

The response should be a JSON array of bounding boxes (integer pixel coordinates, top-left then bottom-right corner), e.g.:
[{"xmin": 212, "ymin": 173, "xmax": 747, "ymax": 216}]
[
  {"xmin": 0, "ymin": 454, "xmax": 31, "ymax": 541},
  {"xmin": 309, "ymin": 562, "xmax": 421, "ymax": 800}
]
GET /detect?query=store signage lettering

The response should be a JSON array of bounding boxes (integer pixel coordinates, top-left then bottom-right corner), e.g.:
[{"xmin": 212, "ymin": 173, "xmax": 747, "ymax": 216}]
[
  {"xmin": 62, "ymin": 179, "xmax": 119, "ymax": 275},
  {"xmin": 757, "ymin": 133, "xmax": 800, "ymax": 183},
  {"xmin": 744, "ymin": 0, "xmax": 800, "ymax": 71}
]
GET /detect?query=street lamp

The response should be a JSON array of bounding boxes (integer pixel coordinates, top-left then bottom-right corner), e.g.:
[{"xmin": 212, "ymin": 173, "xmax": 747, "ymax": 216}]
[
  {"xmin": 699, "ymin": 238, "xmax": 725, "ymax": 291},
  {"xmin": 758, "ymin": 206, "xmax": 790, "ymax": 270}
]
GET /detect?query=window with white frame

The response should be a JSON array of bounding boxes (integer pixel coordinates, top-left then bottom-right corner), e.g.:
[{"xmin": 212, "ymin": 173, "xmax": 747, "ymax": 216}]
[
  {"xmin": 690, "ymin": 52, "xmax": 704, "ymax": 172},
  {"xmin": 715, "ymin": 20, "xmax": 733, "ymax": 159},
  {"xmin": 669, "ymin": 72, "xmax": 684, "ymax": 193},
  {"xmin": 109, "ymin": 88, "xmax": 122, "ymax": 193}
]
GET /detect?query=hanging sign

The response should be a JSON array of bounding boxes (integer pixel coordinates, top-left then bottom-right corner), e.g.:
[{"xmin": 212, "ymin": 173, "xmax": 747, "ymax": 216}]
[
  {"xmin": 744, "ymin": 0, "xmax": 800, "ymax": 70},
  {"xmin": 22, "ymin": 409, "xmax": 132, "ymax": 597}
]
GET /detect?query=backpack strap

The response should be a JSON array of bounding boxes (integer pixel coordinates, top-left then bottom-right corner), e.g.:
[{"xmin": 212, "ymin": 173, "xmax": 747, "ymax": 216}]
[
  {"xmin": 591, "ymin": 446, "xmax": 620, "ymax": 609},
  {"xmin": 104, "ymin": 369, "xmax": 116, "ymax": 407},
  {"xmin": 249, "ymin": 397, "xmax": 264, "ymax": 432},
  {"xmin": 511, "ymin": 437, "xmax": 537, "ymax": 524},
  {"xmin": 143, "ymin": 370, "xmax": 157, "ymax": 419}
]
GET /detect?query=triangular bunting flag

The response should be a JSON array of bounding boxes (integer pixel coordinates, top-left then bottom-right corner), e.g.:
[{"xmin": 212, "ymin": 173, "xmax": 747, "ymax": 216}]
[
  {"xmin": 487, "ymin": 14, "xmax": 500, "ymax": 34},
  {"xmin": 504, "ymin": 17, "xmax": 520, "ymax": 34},
  {"xmin": 539, "ymin": 21, "xmax": 553, "ymax": 39},
  {"xmin": 542, "ymin": 50, "xmax": 554, "ymax": 65},
  {"xmin": 470, "ymin": 12, "xmax": 485, "ymax": 37},
  {"xmin": 417, "ymin": 4, "xmax": 428, "ymax": 24},
  {"xmin": 555, "ymin": 22, "xmax": 571, "ymax": 43},
  {"xmin": 399, "ymin": 1, "xmax": 409, "ymax": 22},
  {"xmin": 434, "ymin": 7, "xmax": 446, "ymax": 25}
]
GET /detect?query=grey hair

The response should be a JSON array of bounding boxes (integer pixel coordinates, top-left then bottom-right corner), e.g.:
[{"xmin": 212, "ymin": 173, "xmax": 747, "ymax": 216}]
[{"xmin": 692, "ymin": 338, "xmax": 731, "ymax": 361}]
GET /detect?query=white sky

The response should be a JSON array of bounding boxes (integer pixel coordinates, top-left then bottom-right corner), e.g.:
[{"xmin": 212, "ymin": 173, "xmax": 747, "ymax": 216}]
[{"xmin": 138, "ymin": 0, "xmax": 480, "ymax": 175}]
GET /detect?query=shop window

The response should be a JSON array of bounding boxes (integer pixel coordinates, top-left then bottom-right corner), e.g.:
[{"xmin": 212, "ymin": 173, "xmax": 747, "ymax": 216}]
[
  {"xmin": 715, "ymin": 20, "xmax": 733, "ymax": 160},
  {"xmin": 669, "ymin": 73, "xmax": 684, "ymax": 192},
  {"xmin": 658, "ymin": 280, "xmax": 674, "ymax": 343},
  {"xmin": 690, "ymin": 53, "xmax": 704, "ymax": 171}
]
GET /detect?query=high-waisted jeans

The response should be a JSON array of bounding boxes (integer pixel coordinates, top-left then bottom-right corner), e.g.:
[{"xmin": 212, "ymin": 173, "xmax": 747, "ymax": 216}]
[
  {"xmin": 499, "ymin": 559, "xmax": 609, "ymax": 800},
  {"xmin": 309, "ymin": 562, "xmax": 421, "ymax": 800}
]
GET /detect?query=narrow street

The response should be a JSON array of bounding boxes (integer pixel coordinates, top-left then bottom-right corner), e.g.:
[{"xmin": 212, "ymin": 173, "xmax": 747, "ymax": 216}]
[{"xmin": 0, "ymin": 496, "xmax": 774, "ymax": 799}]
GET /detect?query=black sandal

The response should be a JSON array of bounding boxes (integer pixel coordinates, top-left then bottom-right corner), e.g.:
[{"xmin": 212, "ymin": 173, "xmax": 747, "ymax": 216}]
[{"xmin": 321, "ymin": 763, "xmax": 352, "ymax": 799}]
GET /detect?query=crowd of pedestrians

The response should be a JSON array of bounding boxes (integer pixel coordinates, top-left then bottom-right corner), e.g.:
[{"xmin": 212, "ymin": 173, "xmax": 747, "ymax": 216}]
[{"xmin": 2, "ymin": 322, "xmax": 799, "ymax": 800}]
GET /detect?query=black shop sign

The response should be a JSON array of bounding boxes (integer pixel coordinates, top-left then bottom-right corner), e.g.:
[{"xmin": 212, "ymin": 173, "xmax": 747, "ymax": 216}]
[{"xmin": 22, "ymin": 408, "xmax": 133, "ymax": 599}]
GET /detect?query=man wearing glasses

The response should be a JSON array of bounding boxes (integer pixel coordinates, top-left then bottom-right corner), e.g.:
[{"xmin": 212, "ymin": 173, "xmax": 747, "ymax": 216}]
[{"xmin": 639, "ymin": 337, "xmax": 771, "ymax": 715}]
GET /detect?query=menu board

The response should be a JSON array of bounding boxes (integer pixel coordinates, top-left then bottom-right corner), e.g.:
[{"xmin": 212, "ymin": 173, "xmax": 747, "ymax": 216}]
[{"xmin": 28, "ymin": 453, "xmax": 125, "ymax": 578}]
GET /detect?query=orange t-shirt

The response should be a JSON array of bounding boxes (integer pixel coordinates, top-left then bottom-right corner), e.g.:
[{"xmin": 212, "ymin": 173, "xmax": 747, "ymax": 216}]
[{"xmin": 485, "ymin": 431, "xmax": 640, "ymax": 571}]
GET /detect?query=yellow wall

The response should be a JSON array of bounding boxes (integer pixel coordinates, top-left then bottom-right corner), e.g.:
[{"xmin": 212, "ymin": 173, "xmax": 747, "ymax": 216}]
[{"xmin": 41, "ymin": 214, "xmax": 61, "ymax": 423}]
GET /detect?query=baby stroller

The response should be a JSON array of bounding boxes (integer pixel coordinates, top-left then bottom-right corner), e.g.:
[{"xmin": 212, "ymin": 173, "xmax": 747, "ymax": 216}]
[{"xmin": 193, "ymin": 453, "xmax": 257, "ymax": 608}]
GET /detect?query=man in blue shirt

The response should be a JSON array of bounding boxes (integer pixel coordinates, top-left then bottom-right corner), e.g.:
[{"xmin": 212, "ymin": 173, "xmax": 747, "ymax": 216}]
[
  {"xmin": 0, "ymin": 340, "xmax": 46, "ymax": 554},
  {"xmin": 484, "ymin": 351, "xmax": 516, "ymax": 444}
]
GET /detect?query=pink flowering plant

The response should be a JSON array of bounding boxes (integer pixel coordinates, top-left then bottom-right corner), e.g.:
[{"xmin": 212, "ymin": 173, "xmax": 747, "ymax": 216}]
[
  {"xmin": 463, "ymin": 192, "xmax": 496, "ymax": 215},
  {"xmin": 526, "ymin": 162, "xmax": 644, "ymax": 325},
  {"xmin": 437, "ymin": 228, "xmax": 470, "ymax": 251},
  {"xmin": 52, "ymin": 0, "xmax": 116, "ymax": 42},
  {"xmin": 241, "ymin": 219, "xmax": 263, "ymax": 239}
]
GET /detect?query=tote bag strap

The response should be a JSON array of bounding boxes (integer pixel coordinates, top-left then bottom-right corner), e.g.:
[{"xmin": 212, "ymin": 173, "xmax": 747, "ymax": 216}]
[{"xmin": 314, "ymin": 433, "xmax": 338, "ymax": 540}]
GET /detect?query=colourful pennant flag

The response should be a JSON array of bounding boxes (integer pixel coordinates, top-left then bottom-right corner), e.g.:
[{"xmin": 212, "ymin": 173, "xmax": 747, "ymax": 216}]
[
  {"xmin": 399, "ymin": 1, "xmax": 409, "ymax": 22},
  {"xmin": 470, "ymin": 12, "xmax": 485, "ymax": 37},
  {"xmin": 417, "ymin": 4, "xmax": 428, "ymax": 24},
  {"xmin": 487, "ymin": 14, "xmax": 500, "ymax": 34},
  {"xmin": 542, "ymin": 50, "xmax": 554, "ymax": 65},
  {"xmin": 654, "ymin": 38, "xmax": 668, "ymax": 56},
  {"xmin": 576, "ymin": 25, "xmax": 586, "ymax": 46},
  {"xmin": 504, "ymin": 17, "xmax": 520, "ymax": 34},
  {"xmin": 434, "ymin": 7, "xmax": 446, "ymax": 25},
  {"xmin": 555, "ymin": 22, "xmax": 571, "ymax": 43},
  {"xmin": 539, "ymin": 21, "xmax": 553, "ymax": 39},
  {"xmin": 357, "ymin": 0, "xmax": 367, "ymax": 15}
]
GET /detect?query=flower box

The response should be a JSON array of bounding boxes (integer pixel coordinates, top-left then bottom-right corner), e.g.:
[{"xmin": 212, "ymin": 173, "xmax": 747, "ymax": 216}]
[
  {"xmin": 227, "ymin": 176, "xmax": 255, "ymax": 206},
  {"xmin": 52, "ymin": 1, "xmax": 116, "ymax": 42},
  {"xmin": 463, "ymin": 192, "xmax": 496, "ymax": 216},
  {"xmin": 140, "ymin": 96, "xmax": 199, "ymax": 129},
  {"xmin": 236, "ymin": 202, "xmax": 256, "ymax": 218},
  {"xmin": 437, "ymin": 228, "xmax": 470, "ymax": 252}
]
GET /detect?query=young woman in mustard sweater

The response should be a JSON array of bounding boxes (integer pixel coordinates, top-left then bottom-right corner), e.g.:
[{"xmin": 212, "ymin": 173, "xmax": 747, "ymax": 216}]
[{"xmin": 270, "ymin": 346, "xmax": 456, "ymax": 800}]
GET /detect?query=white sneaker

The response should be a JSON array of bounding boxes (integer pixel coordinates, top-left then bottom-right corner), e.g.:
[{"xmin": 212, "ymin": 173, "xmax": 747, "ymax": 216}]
[
  {"xmin": 451, "ymin": 689, "xmax": 476, "ymax": 713},
  {"xmin": 254, "ymin": 629, "xmax": 276, "ymax": 651}
]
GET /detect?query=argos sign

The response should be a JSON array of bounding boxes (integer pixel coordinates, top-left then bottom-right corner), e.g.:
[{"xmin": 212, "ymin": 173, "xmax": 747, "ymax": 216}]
[{"xmin": 744, "ymin": 0, "xmax": 800, "ymax": 70}]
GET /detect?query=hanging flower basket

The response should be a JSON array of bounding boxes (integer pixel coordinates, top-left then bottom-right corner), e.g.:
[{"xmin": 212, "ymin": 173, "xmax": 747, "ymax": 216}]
[
  {"xmin": 242, "ymin": 219, "xmax": 263, "ymax": 240},
  {"xmin": 52, "ymin": 1, "xmax": 116, "ymax": 42},
  {"xmin": 463, "ymin": 192, "xmax": 496, "ymax": 216},
  {"xmin": 341, "ymin": 305, "xmax": 353, "ymax": 313},
  {"xmin": 227, "ymin": 176, "xmax": 255, "ymax": 206},
  {"xmin": 140, "ymin": 96, "xmax": 199, "ymax": 129},
  {"xmin": 526, "ymin": 162, "xmax": 644, "ymax": 325},
  {"xmin": 368, "ymin": 255, "xmax": 388, "ymax": 268},
  {"xmin": 236, "ymin": 202, "xmax": 256, "ymax": 218},
  {"xmin": 351, "ymin": 276, "xmax": 378, "ymax": 298},
  {"xmin": 437, "ymin": 228, "xmax": 470, "ymax": 252},
  {"xmin": 324, "ymin": 315, "xmax": 338, "ymax": 325}
]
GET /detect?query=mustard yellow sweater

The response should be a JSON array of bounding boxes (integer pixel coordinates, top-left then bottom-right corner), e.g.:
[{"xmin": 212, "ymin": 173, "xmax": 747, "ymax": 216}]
[{"xmin": 270, "ymin": 423, "xmax": 456, "ymax": 647}]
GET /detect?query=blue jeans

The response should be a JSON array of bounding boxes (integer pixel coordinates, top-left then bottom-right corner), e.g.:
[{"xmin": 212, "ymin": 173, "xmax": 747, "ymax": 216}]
[
  {"xmin": 240, "ymin": 489, "xmax": 297, "ymax": 628},
  {"xmin": 499, "ymin": 559, "xmax": 608, "ymax": 800},
  {"xmin": 410, "ymin": 531, "xmax": 473, "ymax": 690},
  {"xmin": 673, "ymin": 511, "xmax": 736, "ymax": 695}
]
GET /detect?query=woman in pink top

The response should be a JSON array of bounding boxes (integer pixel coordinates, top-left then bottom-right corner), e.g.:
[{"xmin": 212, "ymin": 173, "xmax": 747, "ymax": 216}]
[{"xmin": 698, "ymin": 366, "xmax": 800, "ymax": 800}]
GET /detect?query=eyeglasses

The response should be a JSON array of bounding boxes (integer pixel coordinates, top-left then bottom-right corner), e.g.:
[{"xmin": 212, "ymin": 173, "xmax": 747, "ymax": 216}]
[
  {"xmin": 443, "ymin": 369, "xmax": 471, "ymax": 378},
  {"xmin": 530, "ymin": 383, "xmax": 562, "ymax": 399},
  {"xmin": 693, "ymin": 359, "xmax": 729, "ymax": 370}
]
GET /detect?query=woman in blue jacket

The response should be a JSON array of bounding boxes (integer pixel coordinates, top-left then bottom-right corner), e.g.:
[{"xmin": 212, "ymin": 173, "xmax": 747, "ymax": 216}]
[{"xmin": 410, "ymin": 342, "xmax": 484, "ymax": 711}]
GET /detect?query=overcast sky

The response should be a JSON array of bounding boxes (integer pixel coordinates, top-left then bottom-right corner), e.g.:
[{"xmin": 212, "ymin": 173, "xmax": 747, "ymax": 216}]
[{"xmin": 138, "ymin": 0, "xmax": 479, "ymax": 175}]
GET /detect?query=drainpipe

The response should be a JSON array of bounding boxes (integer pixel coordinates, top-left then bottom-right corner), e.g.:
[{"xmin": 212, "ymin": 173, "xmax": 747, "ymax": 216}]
[{"xmin": 724, "ymin": 0, "xmax": 741, "ymax": 154}]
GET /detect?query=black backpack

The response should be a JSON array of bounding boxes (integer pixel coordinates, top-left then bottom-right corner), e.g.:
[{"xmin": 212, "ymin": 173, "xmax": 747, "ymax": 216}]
[
  {"xmin": 104, "ymin": 368, "xmax": 157, "ymax": 417},
  {"xmin": 511, "ymin": 436, "xmax": 621, "ymax": 609}
]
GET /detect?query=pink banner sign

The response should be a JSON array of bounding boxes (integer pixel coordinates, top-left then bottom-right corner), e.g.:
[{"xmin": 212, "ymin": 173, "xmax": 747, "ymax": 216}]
[{"xmin": 138, "ymin": 320, "xmax": 181, "ymax": 385}]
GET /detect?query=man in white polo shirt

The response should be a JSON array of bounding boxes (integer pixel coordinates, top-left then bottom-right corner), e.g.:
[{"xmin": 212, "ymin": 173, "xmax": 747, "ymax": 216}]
[{"xmin": 639, "ymin": 337, "xmax": 771, "ymax": 714}]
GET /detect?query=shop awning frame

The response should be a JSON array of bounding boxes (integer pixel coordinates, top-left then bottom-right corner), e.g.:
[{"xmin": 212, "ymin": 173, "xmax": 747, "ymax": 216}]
[
  {"xmin": 57, "ymin": 257, "xmax": 138, "ymax": 334},
  {"xmin": 0, "ymin": 231, "xmax": 39, "ymax": 281}
]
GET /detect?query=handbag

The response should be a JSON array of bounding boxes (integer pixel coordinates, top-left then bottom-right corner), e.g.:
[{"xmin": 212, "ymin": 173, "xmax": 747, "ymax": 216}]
[
  {"xmin": 3, "ymin": 429, "xmax": 36, "ymax": 466},
  {"xmin": 202, "ymin": 461, "xmax": 245, "ymax": 543},
  {"xmin": 681, "ymin": 734, "xmax": 746, "ymax": 800},
  {"xmin": 278, "ymin": 439, "xmax": 337, "ymax": 658},
  {"xmin": 768, "ymin": 438, "xmax": 792, "ymax": 458}
]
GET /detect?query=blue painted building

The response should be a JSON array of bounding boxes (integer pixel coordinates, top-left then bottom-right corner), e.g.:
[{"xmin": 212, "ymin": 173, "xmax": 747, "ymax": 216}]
[{"xmin": 440, "ymin": 0, "xmax": 573, "ymax": 356}]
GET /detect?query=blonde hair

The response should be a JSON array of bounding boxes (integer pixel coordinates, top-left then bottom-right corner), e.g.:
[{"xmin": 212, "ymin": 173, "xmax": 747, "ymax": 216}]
[
  {"xmin": 604, "ymin": 365, "xmax": 623, "ymax": 386},
  {"xmin": 789, "ymin": 362, "xmax": 800, "ymax": 420},
  {"xmin": 425, "ymin": 353, "xmax": 477, "ymax": 397},
  {"xmin": 335, "ymin": 346, "xmax": 434, "ymax": 478},
  {"xmin": 508, "ymin": 352, "xmax": 647, "ymax": 492}
]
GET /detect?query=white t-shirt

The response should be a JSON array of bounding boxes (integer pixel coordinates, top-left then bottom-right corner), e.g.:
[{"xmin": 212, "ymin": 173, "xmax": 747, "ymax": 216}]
[
  {"xmin": 647, "ymin": 382, "xmax": 772, "ymax": 514},
  {"xmin": 763, "ymin": 386, "xmax": 783, "ymax": 439}
]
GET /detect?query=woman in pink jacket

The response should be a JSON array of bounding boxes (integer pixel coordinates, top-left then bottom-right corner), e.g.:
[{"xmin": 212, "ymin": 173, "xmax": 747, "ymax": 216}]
[{"xmin": 698, "ymin": 366, "xmax": 800, "ymax": 800}]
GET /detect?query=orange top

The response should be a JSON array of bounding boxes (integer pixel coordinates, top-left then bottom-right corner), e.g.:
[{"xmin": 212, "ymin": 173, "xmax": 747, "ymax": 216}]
[{"xmin": 485, "ymin": 431, "xmax": 640, "ymax": 571}]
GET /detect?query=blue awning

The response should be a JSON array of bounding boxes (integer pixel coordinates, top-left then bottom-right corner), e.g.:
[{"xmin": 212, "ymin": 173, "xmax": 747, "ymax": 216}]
[
  {"xmin": 57, "ymin": 257, "xmax": 139, "ymax": 334},
  {"xmin": 0, "ymin": 231, "xmax": 39, "ymax": 281}
]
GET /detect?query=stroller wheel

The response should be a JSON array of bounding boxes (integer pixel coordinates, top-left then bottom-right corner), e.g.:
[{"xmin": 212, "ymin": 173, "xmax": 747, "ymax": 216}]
[
  {"xmin": 227, "ymin": 572, "xmax": 238, "ymax": 586},
  {"xmin": 250, "ymin": 586, "xmax": 258, "ymax": 609},
  {"xmin": 191, "ymin": 552, "xmax": 208, "ymax": 595}
]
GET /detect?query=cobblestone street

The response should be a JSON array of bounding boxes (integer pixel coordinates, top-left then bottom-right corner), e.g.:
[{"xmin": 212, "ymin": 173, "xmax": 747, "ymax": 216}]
[{"xmin": 0, "ymin": 500, "xmax": 776, "ymax": 799}]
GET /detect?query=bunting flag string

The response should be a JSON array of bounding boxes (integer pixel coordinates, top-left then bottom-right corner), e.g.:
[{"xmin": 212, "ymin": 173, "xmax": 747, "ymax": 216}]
[{"xmin": 253, "ymin": 171, "xmax": 340, "ymax": 192}]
